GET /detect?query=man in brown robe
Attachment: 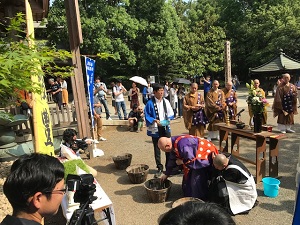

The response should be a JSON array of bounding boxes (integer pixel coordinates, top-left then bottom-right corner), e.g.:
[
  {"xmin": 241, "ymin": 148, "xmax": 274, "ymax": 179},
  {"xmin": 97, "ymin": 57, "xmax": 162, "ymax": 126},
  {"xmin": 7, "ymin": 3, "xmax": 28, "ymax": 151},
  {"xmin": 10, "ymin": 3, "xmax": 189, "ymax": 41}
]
[
  {"xmin": 183, "ymin": 83, "xmax": 208, "ymax": 137},
  {"xmin": 248, "ymin": 79, "xmax": 267, "ymax": 126},
  {"xmin": 205, "ymin": 80, "xmax": 226, "ymax": 141},
  {"xmin": 273, "ymin": 73, "xmax": 298, "ymax": 133},
  {"xmin": 222, "ymin": 81, "xmax": 237, "ymax": 120}
]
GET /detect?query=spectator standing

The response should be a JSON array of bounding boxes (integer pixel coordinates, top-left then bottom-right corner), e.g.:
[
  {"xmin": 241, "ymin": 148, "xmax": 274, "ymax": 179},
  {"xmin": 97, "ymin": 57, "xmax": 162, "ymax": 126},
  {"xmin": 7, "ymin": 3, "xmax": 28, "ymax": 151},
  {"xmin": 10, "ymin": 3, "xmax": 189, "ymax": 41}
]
[
  {"xmin": 169, "ymin": 83, "xmax": 178, "ymax": 118},
  {"xmin": 129, "ymin": 82, "xmax": 140, "ymax": 109},
  {"xmin": 222, "ymin": 81, "xmax": 237, "ymax": 120},
  {"xmin": 1, "ymin": 153, "xmax": 65, "ymax": 225},
  {"xmin": 203, "ymin": 75, "xmax": 211, "ymax": 99},
  {"xmin": 57, "ymin": 77, "xmax": 68, "ymax": 107},
  {"xmin": 177, "ymin": 84, "xmax": 186, "ymax": 118},
  {"xmin": 273, "ymin": 73, "xmax": 298, "ymax": 133},
  {"xmin": 113, "ymin": 80, "xmax": 128, "ymax": 120},
  {"xmin": 94, "ymin": 77, "xmax": 112, "ymax": 120},
  {"xmin": 164, "ymin": 81, "xmax": 170, "ymax": 101},
  {"xmin": 205, "ymin": 80, "xmax": 226, "ymax": 141},
  {"xmin": 93, "ymin": 94, "xmax": 107, "ymax": 141},
  {"xmin": 142, "ymin": 82, "xmax": 153, "ymax": 105},
  {"xmin": 183, "ymin": 83, "xmax": 208, "ymax": 137},
  {"xmin": 232, "ymin": 75, "xmax": 240, "ymax": 90},
  {"xmin": 144, "ymin": 83, "xmax": 174, "ymax": 178},
  {"xmin": 142, "ymin": 85, "xmax": 148, "ymax": 105},
  {"xmin": 110, "ymin": 82, "xmax": 118, "ymax": 115},
  {"xmin": 47, "ymin": 78, "xmax": 62, "ymax": 109}
]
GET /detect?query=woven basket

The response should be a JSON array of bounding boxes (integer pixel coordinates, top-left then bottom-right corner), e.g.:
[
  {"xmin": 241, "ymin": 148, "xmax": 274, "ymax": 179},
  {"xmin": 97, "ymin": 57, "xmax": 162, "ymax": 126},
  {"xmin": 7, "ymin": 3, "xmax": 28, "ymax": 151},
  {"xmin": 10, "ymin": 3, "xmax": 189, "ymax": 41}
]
[
  {"xmin": 144, "ymin": 178, "xmax": 172, "ymax": 203},
  {"xmin": 112, "ymin": 153, "xmax": 132, "ymax": 170},
  {"xmin": 126, "ymin": 164, "xmax": 149, "ymax": 184}
]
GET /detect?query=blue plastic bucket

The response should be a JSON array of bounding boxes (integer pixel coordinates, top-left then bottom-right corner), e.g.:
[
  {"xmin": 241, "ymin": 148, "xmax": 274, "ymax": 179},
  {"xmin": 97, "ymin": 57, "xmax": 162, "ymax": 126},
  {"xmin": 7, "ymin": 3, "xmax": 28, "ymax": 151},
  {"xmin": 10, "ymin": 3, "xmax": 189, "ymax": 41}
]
[{"xmin": 262, "ymin": 177, "xmax": 280, "ymax": 198}]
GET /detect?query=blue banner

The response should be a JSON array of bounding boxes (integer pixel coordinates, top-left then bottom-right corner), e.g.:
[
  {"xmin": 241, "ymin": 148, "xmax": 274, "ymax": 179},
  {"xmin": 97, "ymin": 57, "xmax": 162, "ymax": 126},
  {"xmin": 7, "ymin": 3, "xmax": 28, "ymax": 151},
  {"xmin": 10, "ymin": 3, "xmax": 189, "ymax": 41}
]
[{"xmin": 85, "ymin": 57, "xmax": 95, "ymax": 128}]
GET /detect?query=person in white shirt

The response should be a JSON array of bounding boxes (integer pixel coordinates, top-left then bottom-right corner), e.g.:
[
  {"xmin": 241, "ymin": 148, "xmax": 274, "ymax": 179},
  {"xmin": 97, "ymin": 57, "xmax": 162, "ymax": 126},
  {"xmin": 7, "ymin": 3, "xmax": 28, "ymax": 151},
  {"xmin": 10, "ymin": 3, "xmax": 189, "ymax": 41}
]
[
  {"xmin": 169, "ymin": 83, "xmax": 178, "ymax": 118},
  {"xmin": 164, "ymin": 81, "xmax": 170, "ymax": 100},
  {"xmin": 113, "ymin": 80, "xmax": 128, "ymax": 120}
]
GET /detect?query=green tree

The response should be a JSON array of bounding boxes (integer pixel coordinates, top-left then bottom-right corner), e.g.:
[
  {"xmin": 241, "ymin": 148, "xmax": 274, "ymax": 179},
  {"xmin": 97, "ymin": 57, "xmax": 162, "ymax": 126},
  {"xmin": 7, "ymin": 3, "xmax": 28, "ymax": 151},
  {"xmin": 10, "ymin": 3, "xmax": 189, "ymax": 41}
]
[
  {"xmin": 47, "ymin": 0, "xmax": 139, "ymax": 78},
  {"xmin": 0, "ymin": 13, "xmax": 72, "ymax": 106},
  {"xmin": 217, "ymin": 0, "xmax": 300, "ymax": 79},
  {"xmin": 178, "ymin": 0, "xmax": 226, "ymax": 77}
]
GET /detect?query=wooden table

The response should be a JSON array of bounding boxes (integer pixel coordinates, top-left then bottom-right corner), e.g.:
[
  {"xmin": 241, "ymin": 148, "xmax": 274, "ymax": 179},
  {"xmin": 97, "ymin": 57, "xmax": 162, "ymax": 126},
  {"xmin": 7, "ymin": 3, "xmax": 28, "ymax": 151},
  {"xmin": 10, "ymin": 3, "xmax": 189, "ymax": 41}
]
[{"xmin": 215, "ymin": 123, "xmax": 285, "ymax": 182}]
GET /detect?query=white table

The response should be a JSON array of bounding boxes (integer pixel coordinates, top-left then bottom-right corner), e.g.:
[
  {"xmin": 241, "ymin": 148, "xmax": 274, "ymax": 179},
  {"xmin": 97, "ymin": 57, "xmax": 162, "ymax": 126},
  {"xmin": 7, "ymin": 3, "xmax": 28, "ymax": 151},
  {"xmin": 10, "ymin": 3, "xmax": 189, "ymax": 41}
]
[{"xmin": 61, "ymin": 179, "xmax": 116, "ymax": 225}]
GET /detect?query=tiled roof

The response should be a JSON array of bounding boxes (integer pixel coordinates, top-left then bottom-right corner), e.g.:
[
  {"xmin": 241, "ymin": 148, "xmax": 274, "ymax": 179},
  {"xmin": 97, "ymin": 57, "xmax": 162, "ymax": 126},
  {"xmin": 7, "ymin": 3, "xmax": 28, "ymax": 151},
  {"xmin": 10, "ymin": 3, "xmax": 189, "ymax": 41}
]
[{"xmin": 250, "ymin": 51, "xmax": 300, "ymax": 73}]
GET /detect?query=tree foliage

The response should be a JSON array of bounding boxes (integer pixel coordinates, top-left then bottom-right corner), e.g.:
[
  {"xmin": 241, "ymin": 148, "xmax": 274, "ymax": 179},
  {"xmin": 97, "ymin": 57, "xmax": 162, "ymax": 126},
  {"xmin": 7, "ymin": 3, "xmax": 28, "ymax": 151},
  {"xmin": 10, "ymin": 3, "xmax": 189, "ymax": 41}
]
[
  {"xmin": 45, "ymin": 0, "xmax": 300, "ymax": 82},
  {"xmin": 0, "ymin": 13, "xmax": 72, "ymax": 106}
]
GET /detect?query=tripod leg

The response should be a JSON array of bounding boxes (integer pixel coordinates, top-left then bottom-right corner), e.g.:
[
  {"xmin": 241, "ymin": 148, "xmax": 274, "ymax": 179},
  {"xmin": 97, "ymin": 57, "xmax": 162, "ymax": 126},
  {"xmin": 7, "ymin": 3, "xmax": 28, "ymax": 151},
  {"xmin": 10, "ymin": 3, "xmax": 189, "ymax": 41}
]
[{"xmin": 102, "ymin": 208, "xmax": 112, "ymax": 225}]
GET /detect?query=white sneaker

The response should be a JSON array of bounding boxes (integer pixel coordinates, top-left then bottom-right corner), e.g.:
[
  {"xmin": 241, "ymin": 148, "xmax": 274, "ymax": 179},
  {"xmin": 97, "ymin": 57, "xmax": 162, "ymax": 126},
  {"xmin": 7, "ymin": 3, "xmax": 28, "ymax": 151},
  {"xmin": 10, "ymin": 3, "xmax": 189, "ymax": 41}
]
[
  {"xmin": 286, "ymin": 129, "xmax": 295, "ymax": 133},
  {"xmin": 280, "ymin": 130, "xmax": 286, "ymax": 134},
  {"xmin": 107, "ymin": 117, "xmax": 113, "ymax": 120},
  {"xmin": 98, "ymin": 137, "xmax": 107, "ymax": 141}
]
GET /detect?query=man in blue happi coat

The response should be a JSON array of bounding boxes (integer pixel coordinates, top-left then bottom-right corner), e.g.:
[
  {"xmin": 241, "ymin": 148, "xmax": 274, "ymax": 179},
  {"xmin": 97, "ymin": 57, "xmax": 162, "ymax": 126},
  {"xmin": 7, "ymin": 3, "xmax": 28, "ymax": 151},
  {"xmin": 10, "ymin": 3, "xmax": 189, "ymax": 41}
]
[{"xmin": 144, "ymin": 83, "xmax": 174, "ymax": 178}]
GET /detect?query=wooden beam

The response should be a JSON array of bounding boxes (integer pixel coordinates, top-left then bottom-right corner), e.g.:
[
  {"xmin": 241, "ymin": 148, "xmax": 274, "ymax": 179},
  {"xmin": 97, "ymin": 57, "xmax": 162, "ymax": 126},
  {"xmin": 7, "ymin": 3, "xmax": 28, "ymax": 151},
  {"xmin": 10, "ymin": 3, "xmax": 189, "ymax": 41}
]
[{"xmin": 64, "ymin": 0, "xmax": 90, "ymax": 141}]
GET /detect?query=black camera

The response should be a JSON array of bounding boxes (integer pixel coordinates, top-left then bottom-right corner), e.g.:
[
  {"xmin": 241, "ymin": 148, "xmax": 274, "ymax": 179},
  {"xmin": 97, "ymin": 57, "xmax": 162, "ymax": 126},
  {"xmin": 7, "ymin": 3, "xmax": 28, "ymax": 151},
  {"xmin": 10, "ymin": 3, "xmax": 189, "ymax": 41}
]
[
  {"xmin": 67, "ymin": 174, "xmax": 96, "ymax": 204},
  {"xmin": 67, "ymin": 174, "xmax": 97, "ymax": 225},
  {"xmin": 72, "ymin": 138, "xmax": 88, "ymax": 151}
]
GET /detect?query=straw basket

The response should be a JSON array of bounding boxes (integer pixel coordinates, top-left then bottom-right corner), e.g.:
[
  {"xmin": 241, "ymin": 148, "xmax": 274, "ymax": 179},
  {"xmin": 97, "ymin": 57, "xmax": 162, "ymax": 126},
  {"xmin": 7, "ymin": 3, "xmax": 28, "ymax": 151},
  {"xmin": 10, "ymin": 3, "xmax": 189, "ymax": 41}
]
[
  {"xmin": 172, "ymin": 197, "xmax": 204, "ymax": 208},
  {"xmin": 144, "ymin": 178, "xmax": 172, "ymax": 203},
  {"xmin": 126, "ymin": 164, "xmax": 149, "ymax": 184},
  {"xmin": 112, "ymin": 153, "xmax": 132, "ymax": 170}
]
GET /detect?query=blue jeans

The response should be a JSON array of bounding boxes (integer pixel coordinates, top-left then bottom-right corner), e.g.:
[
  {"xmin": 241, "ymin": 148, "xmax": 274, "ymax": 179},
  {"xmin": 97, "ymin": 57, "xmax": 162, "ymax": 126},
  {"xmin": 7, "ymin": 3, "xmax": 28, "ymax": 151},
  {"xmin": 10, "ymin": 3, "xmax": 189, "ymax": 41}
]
[
  {"xmin": 99, "ymin": 97, "xmax": 110, "ymax": 119},
  {"xmin": 116, "ymin": 101, "xmax": 127, "ymax": 119}
]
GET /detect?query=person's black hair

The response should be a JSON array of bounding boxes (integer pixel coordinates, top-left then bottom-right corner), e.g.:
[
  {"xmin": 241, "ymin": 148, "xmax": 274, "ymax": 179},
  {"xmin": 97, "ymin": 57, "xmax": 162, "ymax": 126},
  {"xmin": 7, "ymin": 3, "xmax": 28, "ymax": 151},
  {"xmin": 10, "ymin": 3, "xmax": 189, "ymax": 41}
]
[
  {"xmin": 62, "ymin": 128, "xmax": 77, "ymax": 144},
  {"xmin": 132, "ymin": 104, "xmax": 138, "ymax": 109},
  {"xmin": 95, "ymin": 77, "xmax": 101, "ymax": 81},
  {"xmin": 3, "ymin": 153, "xmax": 65, "ymax": 212},
  {"xmin": 159, "ymin": 202, "xmax": 236, "ymax": 225},
  {"xmin": 153, "ymin": 83, "xmax": 164, "ymax": 92}
]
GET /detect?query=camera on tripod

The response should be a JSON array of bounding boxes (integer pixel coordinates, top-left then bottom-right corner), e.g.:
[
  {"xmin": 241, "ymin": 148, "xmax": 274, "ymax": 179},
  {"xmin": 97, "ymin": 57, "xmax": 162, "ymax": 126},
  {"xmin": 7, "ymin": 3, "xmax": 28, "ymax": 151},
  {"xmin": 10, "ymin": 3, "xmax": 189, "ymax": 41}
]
[{"xmin": 67, "ymin": 174, "xmax": 97, "ymax": 225}]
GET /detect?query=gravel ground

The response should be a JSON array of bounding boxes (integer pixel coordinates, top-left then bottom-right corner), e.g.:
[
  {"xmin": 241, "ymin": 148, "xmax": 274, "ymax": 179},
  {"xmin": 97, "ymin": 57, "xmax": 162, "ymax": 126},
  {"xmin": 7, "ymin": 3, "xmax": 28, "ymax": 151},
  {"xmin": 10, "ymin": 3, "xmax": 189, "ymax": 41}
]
[{"xmin": 1, "ymin": 87, "xmax": 299, "ymax": 224}]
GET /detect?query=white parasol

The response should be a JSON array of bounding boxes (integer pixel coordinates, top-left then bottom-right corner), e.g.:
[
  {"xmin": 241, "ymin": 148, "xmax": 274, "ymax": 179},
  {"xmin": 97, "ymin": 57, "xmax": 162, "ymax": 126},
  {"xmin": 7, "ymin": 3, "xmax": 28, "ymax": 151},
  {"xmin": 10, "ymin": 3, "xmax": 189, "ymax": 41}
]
[{"xmin": 129, "ymin": 76, "xmax": 148, "ymax": 86}]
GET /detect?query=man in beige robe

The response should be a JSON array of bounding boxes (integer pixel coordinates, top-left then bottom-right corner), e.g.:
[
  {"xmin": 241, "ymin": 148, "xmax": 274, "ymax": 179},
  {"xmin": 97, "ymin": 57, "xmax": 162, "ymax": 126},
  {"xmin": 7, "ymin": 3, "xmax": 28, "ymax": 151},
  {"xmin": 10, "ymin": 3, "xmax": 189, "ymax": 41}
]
[
  {"xmin": 183, "ymin": 83, "xmax": 208, "ymax": 137},
  {"xmin": 222, "ymin": 81, "xmax": 237, "ymax": 120},
  {"xmin": 205, "ymin": 80, "xmax": 226, "ymax": 141},
  {"xmin": 273, "ymin": 73, "xmax": 298, "ymax": 133}
]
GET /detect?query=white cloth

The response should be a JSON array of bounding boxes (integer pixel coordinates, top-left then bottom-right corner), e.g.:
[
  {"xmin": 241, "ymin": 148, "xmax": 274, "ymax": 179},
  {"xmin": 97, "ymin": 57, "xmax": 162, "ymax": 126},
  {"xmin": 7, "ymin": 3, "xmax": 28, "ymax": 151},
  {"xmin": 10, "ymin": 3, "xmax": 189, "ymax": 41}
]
[
  {"xmin": 224, "ymin": 165, "xmax": 257, "ymax": 215},
  {"xmin": 147, "ymin": 97, "xmax": 174, "ymax": 135},
  {"xmin": 113, "ymin": 85, "xmax": 125, "ymax": 102}
]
